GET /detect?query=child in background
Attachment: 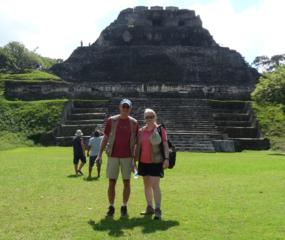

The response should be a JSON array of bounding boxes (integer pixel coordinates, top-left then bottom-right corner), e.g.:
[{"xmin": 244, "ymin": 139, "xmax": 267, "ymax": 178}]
[{"xmin": 87, "ymin": 130, "xmax": 103, "ymax": 179}]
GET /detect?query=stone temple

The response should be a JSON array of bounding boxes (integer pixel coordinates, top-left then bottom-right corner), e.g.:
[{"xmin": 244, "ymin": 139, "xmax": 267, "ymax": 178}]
[{"xmin": 6, "ymin": 6, "xmax": 270, "ymax": 151}]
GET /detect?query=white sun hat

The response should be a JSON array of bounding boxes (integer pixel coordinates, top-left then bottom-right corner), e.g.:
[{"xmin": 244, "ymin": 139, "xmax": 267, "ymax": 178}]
[{"xmin": 75, "ymin": 129, "xmax": 83, "ymax": 137}]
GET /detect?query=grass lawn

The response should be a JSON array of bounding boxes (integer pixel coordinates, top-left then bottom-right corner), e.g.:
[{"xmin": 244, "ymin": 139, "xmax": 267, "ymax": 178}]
[{"xmin": 0, "ymin": 148, "xmax": 285, "ymax": 240}]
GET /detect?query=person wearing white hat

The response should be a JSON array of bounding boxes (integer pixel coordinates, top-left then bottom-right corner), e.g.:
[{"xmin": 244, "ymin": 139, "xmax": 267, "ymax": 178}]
[{"xmin": 73, "ymin": 129, "xmax": 86, "ymax": 176}]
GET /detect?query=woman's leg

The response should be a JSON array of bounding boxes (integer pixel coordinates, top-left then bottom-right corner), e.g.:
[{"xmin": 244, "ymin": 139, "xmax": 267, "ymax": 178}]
[
  {"xmin": 143, "ymin": 176, "xmax": 153, "ymax": 207},
  {"xmin": 150, "ymin": 176, "xmax": 161, "ymax": 209}
]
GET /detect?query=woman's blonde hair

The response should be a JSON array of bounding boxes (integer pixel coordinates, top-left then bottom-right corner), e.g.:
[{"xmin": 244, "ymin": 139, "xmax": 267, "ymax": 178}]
[{"xmin": 144, "ymin": 108, "xmax": 157, "ymax": 122}]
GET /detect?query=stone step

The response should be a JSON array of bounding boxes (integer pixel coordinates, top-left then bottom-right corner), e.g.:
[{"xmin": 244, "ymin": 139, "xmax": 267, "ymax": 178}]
[
  {"xmin": 214, "ymin": 120, "xmax": 251, "ymax": 127},
  {"xmin": 175, "ymin": 147, "xmax": 215, "ymax": 152},
  {"xmin": 71, "ymin": 108, "xmax": 107, "ymax": 114},
  {"xmin": 218, "ymin": 127, "xmax": 258, "ymax": 138},
  {"xmin": 73, "ymin": 101, "xmax": 109, "ymax": 108},
  {"xmin": 209, "ymin": 101, "xmax": 248, "ymax": 109},
  {"xmin": 58, "ymin": 124, "xmax": 103, "ymax": 136},
  {"xmin": 67, "ymin": 113, "xmax": 106, "ymax": 120},
  {"xmin": 168, "ymin": 133, "xmax": 223, "ymax": 140},
  {"xmin": 229, "ymin": 138, "xmax": 270, "ymax": 151},
  {"xmin": 213, "ymin": 113, "xmax": 250, "ymax": 121},
  {"xmin": 65, "ymin": 119, "xmax": 105, "ymax": 125}
]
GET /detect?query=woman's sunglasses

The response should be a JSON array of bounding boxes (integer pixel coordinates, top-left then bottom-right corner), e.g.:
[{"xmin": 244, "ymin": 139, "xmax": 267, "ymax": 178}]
[{"xmin": 145, "ymin": 115, "xmax": 155, "ymax": 120}]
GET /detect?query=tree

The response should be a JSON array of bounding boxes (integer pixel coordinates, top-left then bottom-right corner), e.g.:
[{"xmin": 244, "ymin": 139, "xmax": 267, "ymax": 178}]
[
  {"xmin": 3, "ymin": 41, "xmax": 38, "ymax": 72},
  {"xmin": 0, "ymin": 47, "xmax": 17, "ymax": 72},
  {"xmin": 252, "ymin": 54, "xmax": 285, "ymax": 72},
  {"xmin": 252, "ymin": 66, "xmax": 285, "ymax": 105},
  {"xmin": 0, "ymin": 41, "xmax": 61, "ymax": 73}
]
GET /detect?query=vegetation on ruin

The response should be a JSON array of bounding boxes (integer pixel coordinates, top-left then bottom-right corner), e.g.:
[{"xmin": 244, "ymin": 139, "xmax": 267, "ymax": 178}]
[
  {"xmin": 252, "ymin": 66, "xmax": 285, "ymax": 151},
  {"xmin": 0, "ymin": 99, "xmax": 66, "ymax": 150}
]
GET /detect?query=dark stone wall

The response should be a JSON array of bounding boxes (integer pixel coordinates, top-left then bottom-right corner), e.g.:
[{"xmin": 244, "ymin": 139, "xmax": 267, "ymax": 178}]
[
  {"xmin": 51, "ymin": 6, "xmax": 259, "ymax": 91},
  {"xmin": 5, "ymin": 80, "xmax": 254, "ymax": 101}
]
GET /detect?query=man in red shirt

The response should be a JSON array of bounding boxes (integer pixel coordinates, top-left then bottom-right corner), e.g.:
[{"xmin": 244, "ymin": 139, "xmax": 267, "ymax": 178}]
[{"xmin": 96, "ymin": 99, "xmax": 139, "ymax": 217}]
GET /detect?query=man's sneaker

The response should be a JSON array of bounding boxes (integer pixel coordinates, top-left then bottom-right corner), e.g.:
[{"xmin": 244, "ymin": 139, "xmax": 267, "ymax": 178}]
[
  {"xmin": 140, "ymin": 205, "xmax": 154, "ymax": 216},
  {"xmin": 106, "ymin": 206, "xmax": 115, "ymax": 217},
  {"xmin": 153, "ymin": 208, "xmax": 162, "ymax": 220},
  {"xmin": 77, "ymin": 170, "xmax": 83, "ymax": 176},
  {"xmin": 120, "ymin": 206, "xmax": 128, "ymax": 217}
]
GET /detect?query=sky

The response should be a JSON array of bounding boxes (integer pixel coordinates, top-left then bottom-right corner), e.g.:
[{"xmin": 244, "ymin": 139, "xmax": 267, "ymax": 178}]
[{"xmin": 0, "ymin": 0, "xmax": 284, "ymax": 63}]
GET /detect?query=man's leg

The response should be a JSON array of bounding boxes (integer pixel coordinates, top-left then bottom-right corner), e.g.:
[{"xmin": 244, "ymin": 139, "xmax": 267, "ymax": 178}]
[
  {"xmin": 122, "ymin": 179, "xmax": 131, "ymax": 205},
  {"xmin": 120, "ymin": 158, "xmax": 132, "ymax": 217},
  {"xmin": 108, "ymin": 179, "xmax": 117, "ymax": 205},
  {"xmin": 106, "ymin": 179, "xmax": 116, "ymax": 217},
  {"xmin": 106, "ymin": 157, "xmax": 119, "ymax": 217}
]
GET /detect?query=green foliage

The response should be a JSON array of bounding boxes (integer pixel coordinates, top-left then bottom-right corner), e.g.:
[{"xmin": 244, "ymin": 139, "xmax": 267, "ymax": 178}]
[
  {"xmin": 0, "ymin": 131, "xmax": 33, "ymax": 150},
  {"xmin": 0, "ymin": 149, "xmax": 285, "ymax": 239},
  {"xmin": 0, "ymin": 41, "xmax": 62, "ymax": 73},
  {"xmin": 252, "ymin": 66, "xmax": 285, "ymax": 151},
  {"xmin": 0, "ymin": 99, "xmax": 66, "ymax": 145},
  {"xmin": 0, "ymin": 70, "xmax": 61, "ymax": 81},
  {"xmin": 252, "ymin": 66, "xmax": 285, "ymax": 105},
  {"xmin": 253, "ymin": 103, "xmax": 285, "ymax": 151}
]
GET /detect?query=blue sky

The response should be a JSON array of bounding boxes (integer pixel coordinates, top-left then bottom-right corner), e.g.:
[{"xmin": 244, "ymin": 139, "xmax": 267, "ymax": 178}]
[{"xmin": 0, "ymin": 0, "xmax": 284, "ymax": 63}]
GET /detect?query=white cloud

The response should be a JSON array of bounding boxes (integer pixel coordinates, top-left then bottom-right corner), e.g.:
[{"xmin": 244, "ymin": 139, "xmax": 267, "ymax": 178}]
[
  {"xmin": 0, "ymin": 0, "xmax": 284, "ymax": 63},
  {"xmin": 192, "ymin": 0, "xmax": 285, "ymax": 63},
  {"xmin": 0, "ymin": 0, "xmax": 139, "ymax": 59}
]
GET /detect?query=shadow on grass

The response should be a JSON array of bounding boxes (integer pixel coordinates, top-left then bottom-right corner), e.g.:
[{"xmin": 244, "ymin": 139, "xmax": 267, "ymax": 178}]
[
  {"xmin": 88, "ymin": 216, "xmax": 179, "ymax": 237},
  {"xmin": 268, "ymin": 153, "xmax": 285, "ymax": 157},
  {"xmin": 83, "ymin": 176, "xmax": 100, "ymax": 182},
  {"xmin": 67, "ymin": 174, "xmax": 80, "ymax": 178}
]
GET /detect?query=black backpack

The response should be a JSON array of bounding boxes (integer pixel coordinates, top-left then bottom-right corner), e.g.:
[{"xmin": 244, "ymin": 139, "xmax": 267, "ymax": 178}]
[{"xmin": 157, "ymin": 125, "xmax": 176, "ymax": 169}]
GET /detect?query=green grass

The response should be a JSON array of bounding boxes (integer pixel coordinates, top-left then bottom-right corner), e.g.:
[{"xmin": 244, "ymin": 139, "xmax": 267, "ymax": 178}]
[
  {"xmin": 0, "ymin": 148, "xmax": 285, "ymax": 239},
  {"xmin": 0, "ymin": 70, "xmax": 61, "ymax": 81}
]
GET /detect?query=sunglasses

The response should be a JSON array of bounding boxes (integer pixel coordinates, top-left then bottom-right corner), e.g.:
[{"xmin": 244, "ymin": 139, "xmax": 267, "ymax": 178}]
[
  {"xmin": 145, "ymin": 115, "xmax": 155, "ymax": 120},
  {"xmin": 122, "ymin": 104, "xmax": 130, "ymax": 109}
]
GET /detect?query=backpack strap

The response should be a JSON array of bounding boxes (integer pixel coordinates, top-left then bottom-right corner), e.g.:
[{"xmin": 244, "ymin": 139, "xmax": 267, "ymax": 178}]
[{"xmin": 157, "ymin": 125, "xmax": 166, "ymax": 159}]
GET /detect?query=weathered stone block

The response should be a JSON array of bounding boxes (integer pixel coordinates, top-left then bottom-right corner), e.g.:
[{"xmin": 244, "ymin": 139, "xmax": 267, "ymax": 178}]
[{"xmin": 213, "ymin": 140, "xmax": 236, "ymax": 152}]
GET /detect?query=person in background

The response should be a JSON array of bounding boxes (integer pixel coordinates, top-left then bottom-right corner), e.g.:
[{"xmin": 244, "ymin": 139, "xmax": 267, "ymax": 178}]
[
  {"xmin": 73, "ymin": 129, "xmax": 86, "ymax": 176},
  {"xmin": 96, "ymin": 99, "xmax": 139, "ymax": 217},
  {"xmin": 135, "ymin": 108, "xmax": 169, "ymax": 220},
  {"xmin": 87, "ymin": 130, "xmax": 103, "ymax": 179}
]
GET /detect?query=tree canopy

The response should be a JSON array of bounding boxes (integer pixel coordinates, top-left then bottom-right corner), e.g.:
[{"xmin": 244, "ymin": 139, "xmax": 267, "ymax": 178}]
[
  {"xmin": 252, "ymin": 66, "xmax": 285, "ymax": 105},
  {"xmin": 0, "ymin": 42, "xmax": 62, "ymax": 73}
]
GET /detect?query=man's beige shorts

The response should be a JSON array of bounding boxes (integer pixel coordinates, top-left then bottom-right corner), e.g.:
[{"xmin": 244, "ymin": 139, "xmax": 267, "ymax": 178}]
[{"xmin": 106, "ymin": 157, "xmax": 133, "ymax": 180}]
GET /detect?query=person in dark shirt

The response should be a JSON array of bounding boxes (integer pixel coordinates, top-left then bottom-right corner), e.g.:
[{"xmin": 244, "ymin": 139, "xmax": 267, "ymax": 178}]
[{"xmin": 73, "ymin": 129, "xmax": 86, "ymax": 176}]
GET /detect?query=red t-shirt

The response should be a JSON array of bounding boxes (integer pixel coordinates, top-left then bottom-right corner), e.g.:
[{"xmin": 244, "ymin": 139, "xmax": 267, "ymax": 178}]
[
  {"xmin": 139, "ymin": 126, "xmax": 167, "ymax": 164},
  {"xmin": 104, "ymin": 117, "xmax": 139, "ymax": 158}
]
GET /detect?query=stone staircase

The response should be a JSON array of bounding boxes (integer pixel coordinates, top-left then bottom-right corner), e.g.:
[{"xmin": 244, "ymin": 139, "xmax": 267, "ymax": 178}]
[
  {"xmin": 55, "ymin": 100, "xmax": 109, "ymax": 146},
  {"xmin": 55, "ymin": 98, "xmax": 270, "ymax": 152},
  {"xmin": 107, "ymin": 98, "xmax": 223, "ymax": 152},
  {"xmin": 209, "ymin": 100, "xmax": 270, "ymax": 151}
]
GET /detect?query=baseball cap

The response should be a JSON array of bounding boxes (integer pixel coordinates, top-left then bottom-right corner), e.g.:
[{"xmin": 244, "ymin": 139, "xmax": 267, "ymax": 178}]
[{"xmin": 120, "ymin": 98, "xmax": 132, "ymax": 108}]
